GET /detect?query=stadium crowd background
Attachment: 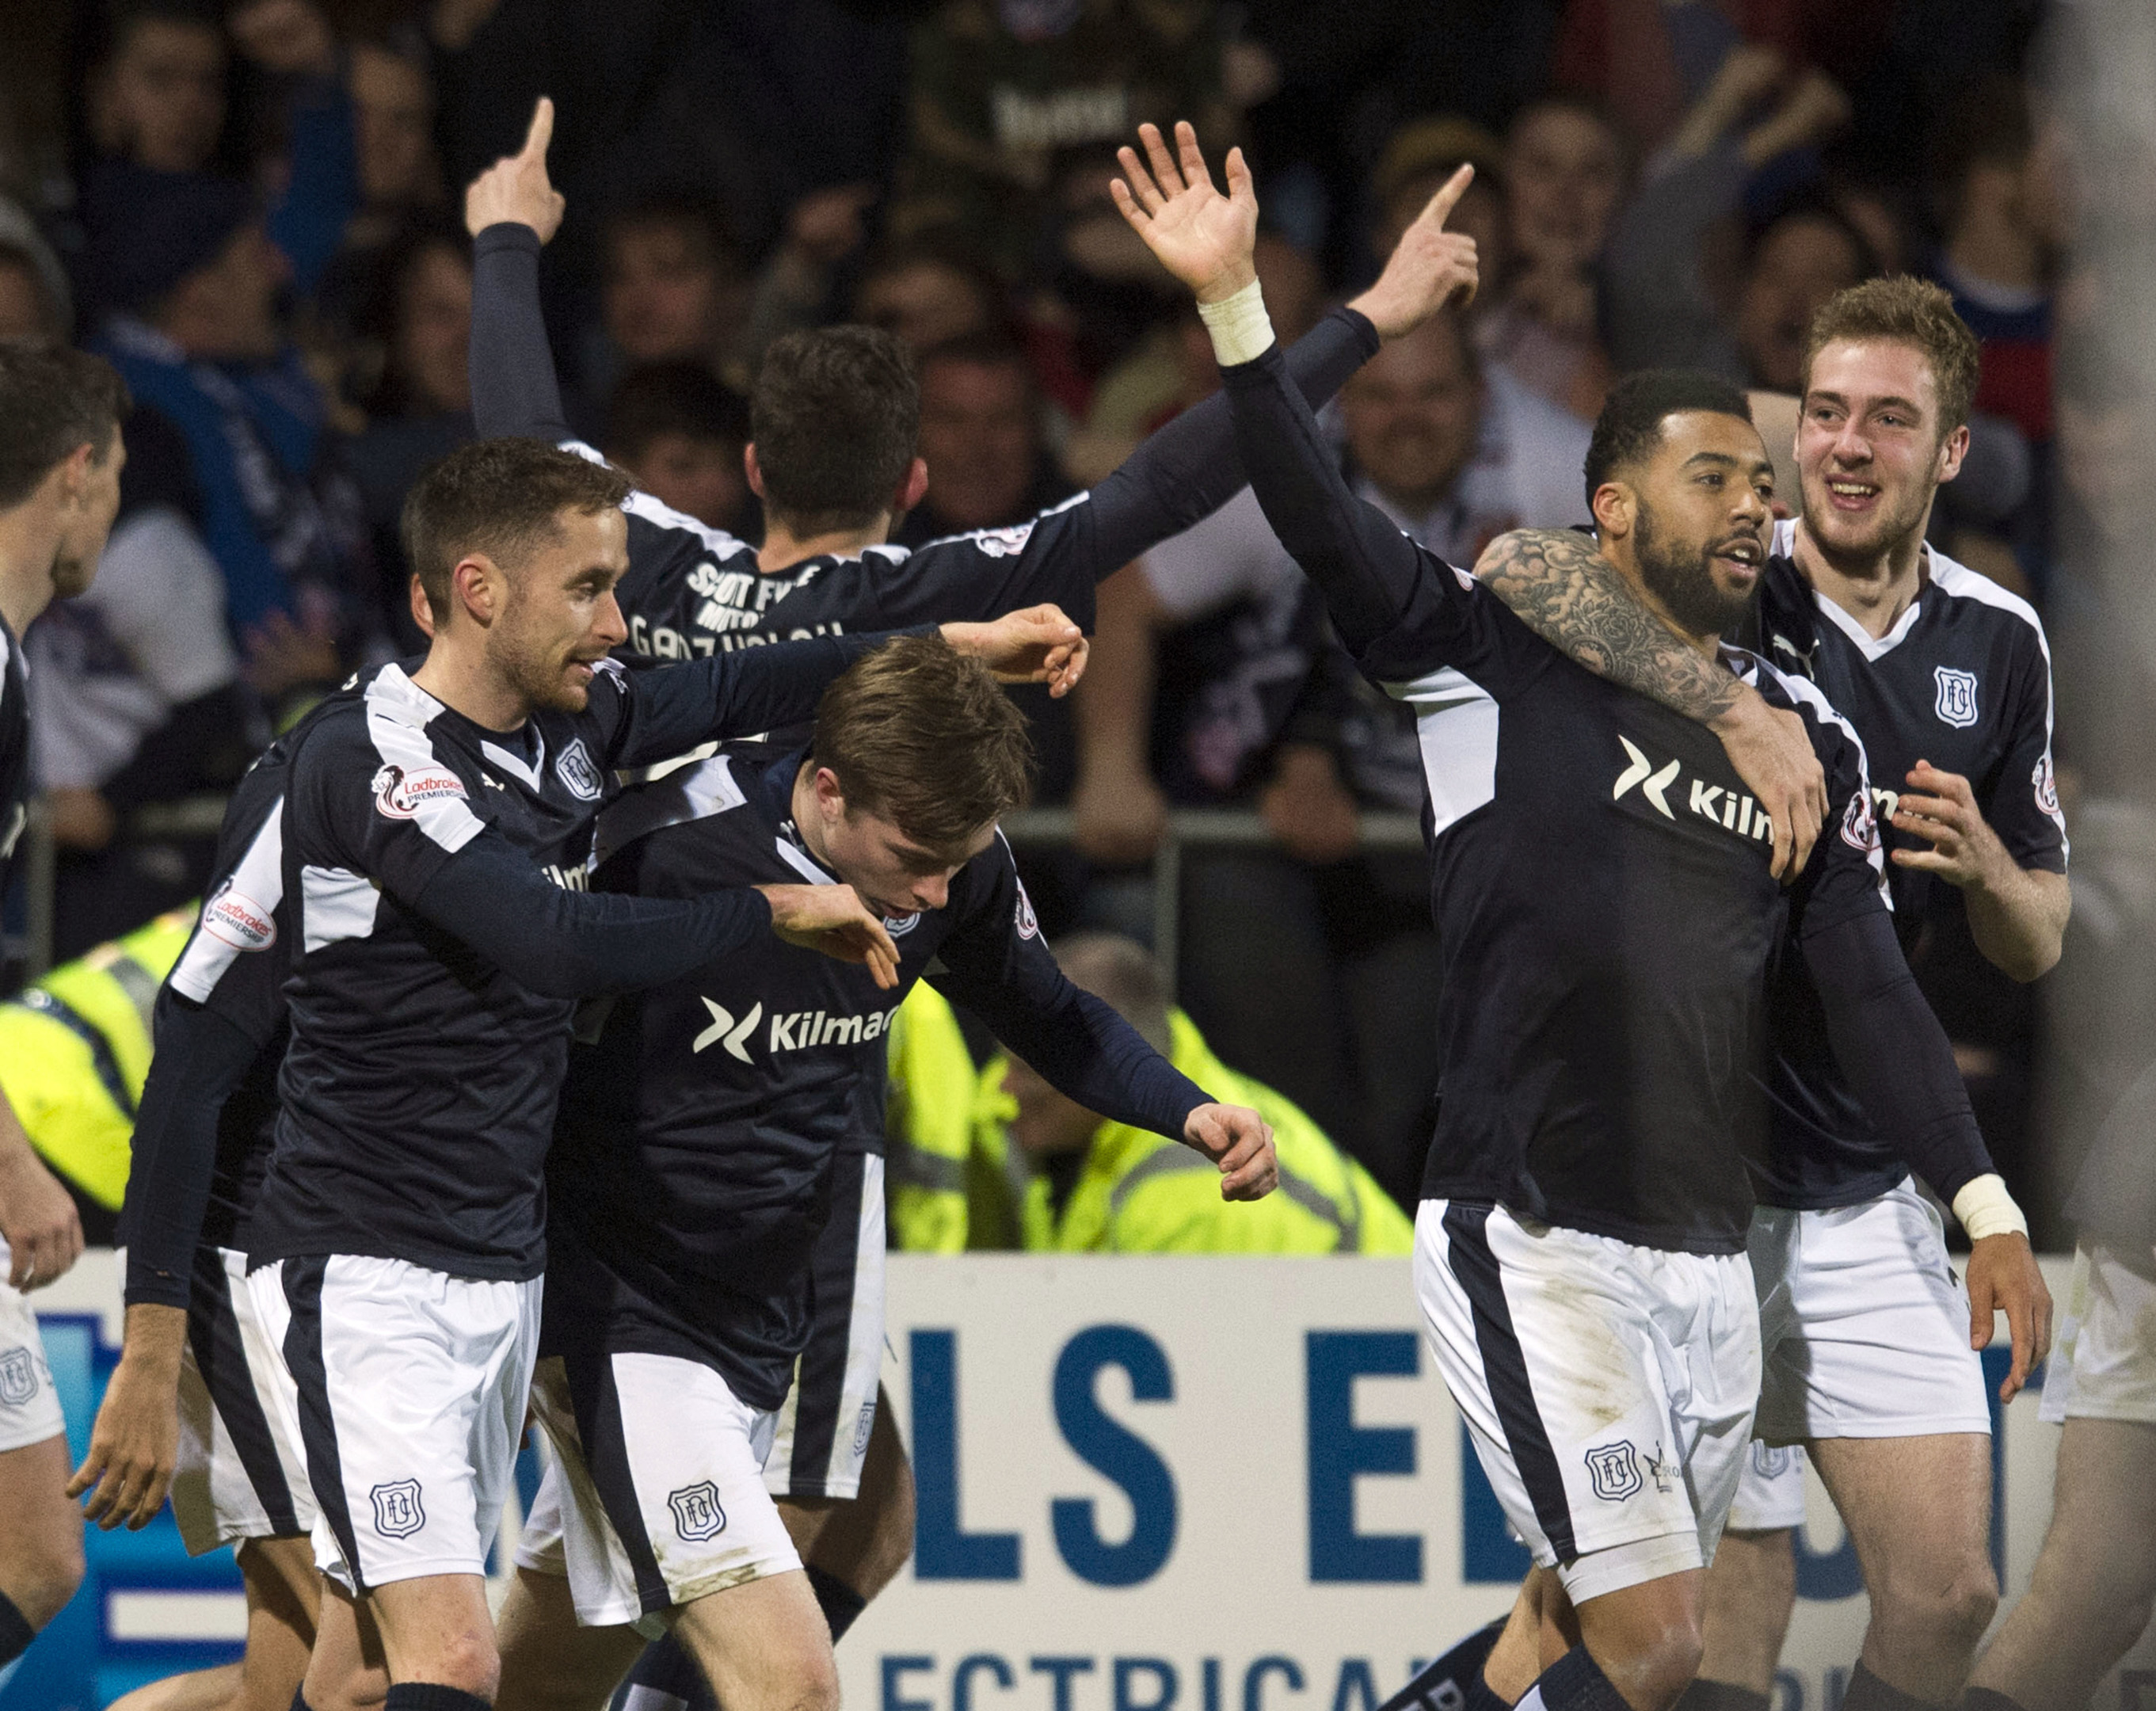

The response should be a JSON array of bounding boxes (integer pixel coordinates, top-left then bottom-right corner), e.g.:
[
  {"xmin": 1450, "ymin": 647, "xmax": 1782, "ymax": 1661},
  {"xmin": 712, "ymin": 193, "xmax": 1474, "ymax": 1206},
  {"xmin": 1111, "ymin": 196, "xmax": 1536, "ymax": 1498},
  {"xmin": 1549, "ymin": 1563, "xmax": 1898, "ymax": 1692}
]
[{"xmin": 0, "ymin": 0, "xmax": 2139, "ymax": 1251}]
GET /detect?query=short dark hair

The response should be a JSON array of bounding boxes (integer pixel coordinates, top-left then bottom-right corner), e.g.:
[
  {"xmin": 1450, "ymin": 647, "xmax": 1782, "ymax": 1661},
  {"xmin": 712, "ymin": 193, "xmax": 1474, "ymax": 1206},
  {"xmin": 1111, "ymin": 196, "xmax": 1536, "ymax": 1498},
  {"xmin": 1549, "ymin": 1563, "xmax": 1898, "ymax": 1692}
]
[
  {"xmin": 1583, "ymin": 370, "xmax": 1754, "ymax": 505},
  {"xmin": 750, "ymin": 327, "xmax": 919, "ymax": 533},
  {"xmin": 0, "ymin": 342, "xmax": 130, "ymax": 509},
  {"xmin": 402, "ymin": 439, "xmax": 632, "ymax": 623},
  {"xmin": 809, "ymin": 634, "xmax": 1033, "ymax": 852},
  {"xmin": 1053, "ymin": 933, "xmax": 1172, "ymax": 1056},
  {"xmin": 604, "ymin": 363, "xmax": 751, "ymax": 465},
  {"xmin": 1802, "ymin": 275, "xmax": 1983, "ymax": 436}
]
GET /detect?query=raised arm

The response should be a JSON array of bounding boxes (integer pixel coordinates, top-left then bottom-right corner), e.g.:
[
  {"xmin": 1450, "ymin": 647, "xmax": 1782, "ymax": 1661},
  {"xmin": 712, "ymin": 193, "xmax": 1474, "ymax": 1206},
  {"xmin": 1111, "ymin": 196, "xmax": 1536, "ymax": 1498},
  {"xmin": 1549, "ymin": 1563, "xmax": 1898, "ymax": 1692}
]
[
  {"xmin": 1476, "ymin": 525, "xmax": 1827, "ymax": 879},
  {"xmin": 464, "ymin": 97, "xmax": 572, "ymax": 443}
]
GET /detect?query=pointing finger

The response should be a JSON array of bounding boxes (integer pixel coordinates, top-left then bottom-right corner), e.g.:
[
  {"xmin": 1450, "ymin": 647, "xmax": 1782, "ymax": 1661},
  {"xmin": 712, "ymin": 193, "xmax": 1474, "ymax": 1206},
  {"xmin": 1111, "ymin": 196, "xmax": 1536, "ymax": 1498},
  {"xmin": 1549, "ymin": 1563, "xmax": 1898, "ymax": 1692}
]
[
  {"xmin": 1421, "ymin": 162, "xmax": 1475, "ymax": 230},
  {"xmin": 521, "ymin": 96, "xmax": 554, "ymax": 162}
]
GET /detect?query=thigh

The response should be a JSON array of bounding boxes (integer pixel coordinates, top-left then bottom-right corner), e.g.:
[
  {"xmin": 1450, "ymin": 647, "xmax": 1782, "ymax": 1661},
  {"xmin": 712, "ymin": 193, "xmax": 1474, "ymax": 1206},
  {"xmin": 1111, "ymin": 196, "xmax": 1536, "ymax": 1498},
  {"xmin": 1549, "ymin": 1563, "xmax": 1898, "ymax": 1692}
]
[
  {"xmin": 368, "ymin": 1571, "xmax": 494, "ymax": 1682},
  {"xmin": 528, "ymin": 1350, "xmax": 802, "ymax": 1626},
  {"xmin": 1759, "ymin": 1186, "xmax": 1990, "ymax": 1444},
  {"xmin": 495, "ymin": 1563, "xmax": 646, "ymax": 1711},
  {"xmin": 2042, "ymin": 1417, "xmax": 2156, "ymax": 1592},
  {"xmin": 767, "ymin": 1153, "xmax": 886, "ymax": 1503},
  {"xmin": 231, "ymin": 1534, "xmax": 320, "ymax": 1711},
  {"xmin": 670, "ymin": 1564, "xmax": 836, "ymax": 1711},
  {"xmin": 1805, "ymin": 1433, "xmax": 1993, "ymax": 1581},
  {"xmin": 0, "ymin": 1431, "xmax": 78, "ymax": 1584}
]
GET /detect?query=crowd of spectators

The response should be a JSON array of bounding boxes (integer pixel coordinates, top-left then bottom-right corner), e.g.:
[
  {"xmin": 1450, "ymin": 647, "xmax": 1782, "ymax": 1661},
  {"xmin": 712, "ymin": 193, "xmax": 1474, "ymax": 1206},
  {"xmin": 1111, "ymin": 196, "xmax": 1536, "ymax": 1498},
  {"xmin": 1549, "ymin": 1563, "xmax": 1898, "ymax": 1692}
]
[{"xmin": 0, "ymin": 0, "xmax": 2070, "ymax": 1220}]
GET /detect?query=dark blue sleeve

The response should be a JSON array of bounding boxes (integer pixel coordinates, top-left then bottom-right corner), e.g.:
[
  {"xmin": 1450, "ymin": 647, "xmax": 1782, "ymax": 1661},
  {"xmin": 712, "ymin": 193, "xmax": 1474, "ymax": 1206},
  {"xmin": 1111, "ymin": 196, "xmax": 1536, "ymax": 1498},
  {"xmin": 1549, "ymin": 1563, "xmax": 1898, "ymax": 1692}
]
[
  {"xmin": 1800, "ymin": 909, "xmax": 1995, "ymax": 1203},
  {"xmin": 926, "ymin": 841, "xmax": 1210, "ymax": 1138},
  {"xmin": 468, "ymin": 223, "xmax": 573, "ymax": 443},
  {"xmin": 265, "ymin": 75, "xmax": 359, "ymax": 298},
  {"xmin": 120, "ymin": 996, "xmax": 265, "ymax": 1309},
  {"xmin": 598, "ymin": 628, "xmax": 935, "ymax": 768},
  {"xmin": 1220, "ymin": 341, "xmax": 1514, "ymax": 688},
  {"xmin": 411, "ymin": 828, "xmax": 774, "ymax": 999}
]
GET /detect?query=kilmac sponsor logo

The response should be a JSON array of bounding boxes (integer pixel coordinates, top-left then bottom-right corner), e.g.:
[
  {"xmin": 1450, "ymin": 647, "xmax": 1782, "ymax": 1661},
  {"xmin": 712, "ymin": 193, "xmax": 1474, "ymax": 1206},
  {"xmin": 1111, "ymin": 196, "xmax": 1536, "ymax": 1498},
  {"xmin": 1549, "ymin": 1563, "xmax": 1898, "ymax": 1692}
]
[
  {"xmin": 371, "ymin": 762, "xmax": 467, "ymax": 820},
  {"xmin": 692, "ymin": 996, "xmax": 903, "ymax": 1062},
  {"xmin": 202, "ymin": 882, "xmax": 276, "ymax": 951},
  {"xmin": 1611, "ymin": 737, "xmax": 1774, "ymax": 845}
]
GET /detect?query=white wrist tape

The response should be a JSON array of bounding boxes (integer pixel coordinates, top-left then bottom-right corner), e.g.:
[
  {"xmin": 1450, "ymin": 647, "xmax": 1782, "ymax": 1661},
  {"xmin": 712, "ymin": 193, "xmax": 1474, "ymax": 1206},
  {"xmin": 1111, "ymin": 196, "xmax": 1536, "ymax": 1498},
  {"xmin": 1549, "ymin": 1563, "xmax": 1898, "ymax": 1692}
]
[
  {"xmin": 1198, "ymin": 278, "xmax": 1275, "ymax": 367},
  {"xmin": 1952, "ymin": 1172, "xmax": 2028, "ymax": 1241}
]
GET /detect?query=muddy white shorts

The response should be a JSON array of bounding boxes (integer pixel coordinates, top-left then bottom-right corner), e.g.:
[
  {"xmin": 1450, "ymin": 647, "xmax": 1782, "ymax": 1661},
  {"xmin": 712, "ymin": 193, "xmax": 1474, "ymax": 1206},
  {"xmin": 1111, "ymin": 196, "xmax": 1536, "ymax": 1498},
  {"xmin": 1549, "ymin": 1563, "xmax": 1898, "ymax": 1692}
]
[
  {"xmin": 172, "ymin": 1244, "xmax": 315, "ymax": 1553},
  {"xmin": 1750, "ymin": 1179, "xmax": 1991, "ymax": 1444},
  {"xmin": 518, "ymin": 1349, "xmax": 803, "ymax": 1628},
  {"xmin": 2040, "ymin": 1242, "xmax": 2156, "ymax": 1424},
  {"xmin": 0, "ymin": 1238, "xmax": 63, "ymax": 1454},
  {"xmin": 765, "ymin": 1153, "xmax": 886, "ymax": 1501},
  {"xmin": 1415, "ymin": 1201, "xmax": 1760, "ymax": 1604},
  {"xmin": 246, "ymin": 1253, "xmax": 541, "ymax": 1591}
]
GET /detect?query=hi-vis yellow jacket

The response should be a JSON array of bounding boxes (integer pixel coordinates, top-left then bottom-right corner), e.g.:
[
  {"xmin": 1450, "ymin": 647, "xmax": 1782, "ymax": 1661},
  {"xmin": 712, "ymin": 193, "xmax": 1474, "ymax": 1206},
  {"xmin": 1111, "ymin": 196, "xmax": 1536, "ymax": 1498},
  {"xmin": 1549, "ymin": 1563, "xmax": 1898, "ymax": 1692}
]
[
  {"xmin": 921, "ymin": 1005, "xmax": 1412, "ymax": 1255},
  {"xmin": 0, "ymin": 908, "xmax": 195, "ymax": 1212}
]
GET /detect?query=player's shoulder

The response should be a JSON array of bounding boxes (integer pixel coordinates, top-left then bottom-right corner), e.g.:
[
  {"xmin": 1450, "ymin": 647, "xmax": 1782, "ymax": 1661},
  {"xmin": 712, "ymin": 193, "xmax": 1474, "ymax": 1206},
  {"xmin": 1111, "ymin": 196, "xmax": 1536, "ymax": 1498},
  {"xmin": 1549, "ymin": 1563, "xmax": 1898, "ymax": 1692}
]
[
  {"xmin": 558, "ymin": 439, "xmax": 756, "ymax": 563},
  {"xmin": 593, "ymin": 746, "xmax": 769, "ymax": 873},
  {"xmin": 1732, "ymin": 646, "xmax": 1870, "ymax": 764},
  {"xmin": 1922, "ymin": 544, "xmax": 2051, "ymax": 657},
  {"xmin": 913, "ymin": 490, "xmax": 1090, "ymax": 563}
]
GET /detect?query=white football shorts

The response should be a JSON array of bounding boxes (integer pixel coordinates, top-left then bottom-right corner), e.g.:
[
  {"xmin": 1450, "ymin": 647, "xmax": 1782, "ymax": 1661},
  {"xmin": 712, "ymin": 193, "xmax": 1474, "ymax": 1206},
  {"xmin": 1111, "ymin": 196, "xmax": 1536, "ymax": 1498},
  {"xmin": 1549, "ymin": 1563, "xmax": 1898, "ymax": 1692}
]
[
  {"xmin": 0, "ymin": 1237, "xmax": 63, "ymax": 1454},
  {"xmin": 1415, "ymin": 1200, "xmax": 1760, "ymax": 1604},
  {"xmin": 765, "ymin": 1153, "xmax": 886, "ymax": 1501},
  {"xmin": 172, "ymin": 1244, "xmax": 315, "ymax": 1553},
  {"xmin": 2040, "ymin": 1242, "xmax": 2156, "ymax": 1424},
  {"xmin": 519, "ymin": 1349, "xmax": 802, "ymax": 1628},
  {"xmin": 1726, "ymin": 1442, "xmax": 1809, "ymax": 1534},
  {"xmin": 246, "ymin": 1253, "xmax": 540, "ymax": 1591},
  {"xmin": 1750, "ymin": 1179, "xmax": 1991, "ymax": 1444}
]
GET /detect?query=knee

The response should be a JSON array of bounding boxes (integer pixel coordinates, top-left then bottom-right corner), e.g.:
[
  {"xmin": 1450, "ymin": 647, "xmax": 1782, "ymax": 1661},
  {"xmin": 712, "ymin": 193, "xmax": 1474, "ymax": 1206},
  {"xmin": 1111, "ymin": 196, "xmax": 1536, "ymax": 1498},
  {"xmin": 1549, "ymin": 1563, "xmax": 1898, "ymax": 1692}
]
[
  {"xmin": 1877, "ymin": 1561, "xmax": 1999, "ymax": 1655},
  {"xmin": 1635, "ymin": 1616, "xmax": 1707, "ymax": 1711},
  {"xmin": 4, "ymin": 1530, "xmax": 86, "ymax": 1629},
  {"xmin": 425, "ymin": 1627, "xmax": 502, "ymax": 1702}
]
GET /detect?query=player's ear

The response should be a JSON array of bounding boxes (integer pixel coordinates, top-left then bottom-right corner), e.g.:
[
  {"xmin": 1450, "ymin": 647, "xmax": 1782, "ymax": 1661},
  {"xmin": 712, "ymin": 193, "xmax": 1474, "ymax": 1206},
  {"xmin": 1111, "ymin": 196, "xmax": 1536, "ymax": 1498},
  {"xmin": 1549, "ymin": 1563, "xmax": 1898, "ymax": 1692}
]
[
  {"xmin": 1934, "ymin": 421, "xmax": 1971, "ymax": 486},
  {"xmin": 451, "ymin": 554, "xmax": 501, "ymax": 624},
  {"xmin": 1589, "ymin": 480, "xmax": 1633, "ymax": 542},
  {"xmin": 743, "ymin": 443, "xmax": 768, "ymax": 501},
  {"xmin": 897, "ymin": 457, "xmax": 928, "ymax": 514},
  {"xmin": 812, "ymin": 764, "xmax": 847, "ymax": 822}
]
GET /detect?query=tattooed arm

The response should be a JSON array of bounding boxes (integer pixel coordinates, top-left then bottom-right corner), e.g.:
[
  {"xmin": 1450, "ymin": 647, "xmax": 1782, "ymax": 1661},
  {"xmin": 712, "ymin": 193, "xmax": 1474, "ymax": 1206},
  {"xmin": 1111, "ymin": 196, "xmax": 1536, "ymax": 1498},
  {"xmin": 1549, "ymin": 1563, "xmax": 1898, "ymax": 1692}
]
[{"xmin": 1474, "ymin": 527, "xmax": 1829, "ymax": 879}]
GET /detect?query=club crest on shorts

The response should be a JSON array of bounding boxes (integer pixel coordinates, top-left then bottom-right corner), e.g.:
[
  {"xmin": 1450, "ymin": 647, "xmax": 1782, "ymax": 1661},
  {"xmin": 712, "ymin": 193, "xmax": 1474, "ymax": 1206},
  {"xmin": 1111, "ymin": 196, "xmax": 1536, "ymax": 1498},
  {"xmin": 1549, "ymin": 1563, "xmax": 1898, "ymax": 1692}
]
[
  {"xmin": 370, "ymin": 1479, "xmax": 425, "ymax": 1538},
  {"xmin": 854, "ymin": 1402, "xmax": 877, "ymax": 1457},
  {"xmin": 1933, "ymin": 665, "xmax": 1979, "ymax": 730},
  {"xmin": 1751, "ymin": 1442, "xmax": 1795, "ymax": 1480},
  {"xmin": 556, "ymin": 738, "xmax": 604, "ymax": 802},
  {"xmin": 669, "ymin": 1480, "xmax": 728, "ymax": 1541},
  {"xmin": 0, "ymin": 1347, "xmax": 40, "ymax": 1407},
  {"xmin": 1584, "ymin": 1441, "xmax": 1643, "ymax": 1501}
]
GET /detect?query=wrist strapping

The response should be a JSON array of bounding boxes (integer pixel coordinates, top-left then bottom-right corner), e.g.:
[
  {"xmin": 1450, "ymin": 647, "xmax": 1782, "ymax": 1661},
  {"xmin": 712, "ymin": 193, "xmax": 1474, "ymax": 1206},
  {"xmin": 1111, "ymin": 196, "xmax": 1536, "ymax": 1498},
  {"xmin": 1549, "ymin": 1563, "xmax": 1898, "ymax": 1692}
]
[
  {"xmin": 1952, "ymin": 1172, "xmax": 2028, "ymax": 1241},
  {"xmin": 1198, "ymin": 278, "xmax": 1275, "ymax": 366}
]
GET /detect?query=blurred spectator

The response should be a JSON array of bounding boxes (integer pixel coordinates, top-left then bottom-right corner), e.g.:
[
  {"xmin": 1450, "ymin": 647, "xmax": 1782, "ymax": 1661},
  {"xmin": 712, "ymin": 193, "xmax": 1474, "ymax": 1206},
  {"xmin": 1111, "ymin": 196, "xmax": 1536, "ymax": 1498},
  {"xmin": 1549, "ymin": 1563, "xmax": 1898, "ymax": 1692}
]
[
  {"xmin": 737, "ymin": 181, "xmax": 880, "ymax": 369},
  {"xmin": 1930, "ymin": 71, "xmax": 2059, "ymax": 452},
  {"xmin": 852, "ymin": 231, "xmax": 1005, "ymax": 354},
  {"xmin": 893, "ymin": 333, "xmax": 1079, "ymax": 808},
  {"xmin": 82, "ymin": 162, "xmax": 379, "ymax": 717},
  {"xmin": 1606, "ymin": 49, "xmax": 1867, "ymax": 389},
  {"xmin": 347, "ymin": 34, "xmax": 440, "ymax": 247},
  {"xmin": 901, "ymin": 0, "xmax": 1231, "ymax": 276},
  {"xmin": 343, "ymin": 218, "xmax": 473, "ymax": 651},
  {"xmin": 979, "ymin": 933, "xmax": 1413, "ymax": 1252},
  {"xmin": 82, "ymin": 0, "xmax": 229, "ymax": 175},
  {"xmin": 29, "ymin": 408, "xmax": 252, "ymax": 958},
  {"xmin": 0, "ymin": 202, "xmax": 70, "ymax": 342},
  {"xmin": 592, "ymin": 192, "xmax": 752, "ymax": 392},
  {"xmin": 602, "ymin": 361, "xmax": 756, "ymax": 540},
  {"xmin": 1368, "ymin": 116, "xmax": 1510, "ymax": 295},
  {"xmin": 1476, "ymin": 94, "xmax": 1624, "ymax": 423}
]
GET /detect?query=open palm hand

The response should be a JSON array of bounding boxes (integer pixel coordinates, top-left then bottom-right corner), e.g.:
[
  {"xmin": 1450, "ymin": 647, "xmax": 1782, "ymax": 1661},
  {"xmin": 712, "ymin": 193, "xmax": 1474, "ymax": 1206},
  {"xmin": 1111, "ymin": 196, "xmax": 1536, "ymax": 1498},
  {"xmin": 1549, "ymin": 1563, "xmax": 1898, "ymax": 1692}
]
[{"xmin": 1109, "ymin": 121, "xmax": 1259, "ymax": 303}]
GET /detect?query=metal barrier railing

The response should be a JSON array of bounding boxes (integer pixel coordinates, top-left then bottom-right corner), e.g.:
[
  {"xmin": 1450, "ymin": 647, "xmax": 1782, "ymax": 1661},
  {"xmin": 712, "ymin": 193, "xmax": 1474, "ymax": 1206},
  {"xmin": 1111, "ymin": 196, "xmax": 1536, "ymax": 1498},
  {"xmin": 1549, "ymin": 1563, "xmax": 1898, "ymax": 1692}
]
[
  {"xmin": 997, "ymin": 807, "xmax": 1425, "ymax": 989},
  {"xmin": 9, "ymin": 796, "xmax": 1428, "ymax": 986}
]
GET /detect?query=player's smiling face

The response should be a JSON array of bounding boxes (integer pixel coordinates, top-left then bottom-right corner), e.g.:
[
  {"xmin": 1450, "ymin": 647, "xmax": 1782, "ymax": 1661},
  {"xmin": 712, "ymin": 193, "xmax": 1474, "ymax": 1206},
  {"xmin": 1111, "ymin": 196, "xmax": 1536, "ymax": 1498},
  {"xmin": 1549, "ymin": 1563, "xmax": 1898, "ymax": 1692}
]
[
  {"xmin": 1798, "ymin": 338, "xmax": 1968, "ymax": 564},
  {"xmin": 1618, "ymin": 410, "xmax": 1773, "ymax": 639},
  {"xmin": 493, "ymin": 505, "xmax": 630, "ymax": 714}
]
